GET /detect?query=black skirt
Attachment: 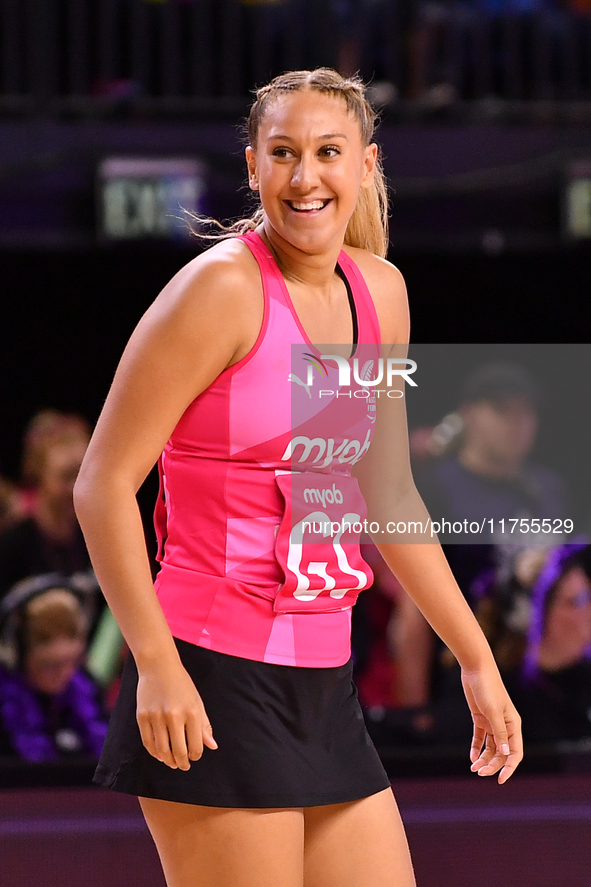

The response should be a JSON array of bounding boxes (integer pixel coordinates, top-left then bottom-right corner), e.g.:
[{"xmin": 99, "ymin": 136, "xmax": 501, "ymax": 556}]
[{"xmin": 94, "ymin": 638, "xmax": 390, "ymax": 808}]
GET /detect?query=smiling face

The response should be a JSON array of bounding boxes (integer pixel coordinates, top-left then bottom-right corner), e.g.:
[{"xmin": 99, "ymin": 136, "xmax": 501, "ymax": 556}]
[{"xmin": 245, "ymin": 89, "xmax": 377, "ymax": 255}]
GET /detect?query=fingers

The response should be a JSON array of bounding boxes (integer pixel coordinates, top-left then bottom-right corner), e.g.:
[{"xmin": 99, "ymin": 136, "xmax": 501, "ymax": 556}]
[
  {"xmin": 137, "ymin": 710, "xmax": 187, "ymax": 769},
  {"xmin": 185, "ymin": 711, "xmax": 219, "ymax": 759},
  {"xmin": 168, "ymin": 714, "xmax": 192, "ymax": 770},
  {"xmin": 137, "ymin": 707, "xmax": 218, "ymax": 769},
  {"xmin": 202, "ymin": 721, "xmax": 219, "ymax": 751},
  {"xmin": 469, "ymin": 720, "xmax": 487, "ymax": 764},
  {"xmin": 462, "ymin": 666, "xmax": 524, "ymax": 784},
  {"xmin": 497, "ymin": 712, "xmax": 523, "ymax": 784},
  {"xmin": 470, "ymin": 734, "xmax": 506, "ymax": 778},
  {"xmin": 185, "ymin": 710, "xmax": 206, "ymax": 761},
  {"xmin": 497, "ymin": 749, "xmax": 521, "ymax": 784},
  {"xmin": 469, "ymin": 709, "xmax": 523, "ymax": 783},
  {"xmin": 137, "ymin": 712, "xmax": 159, "ymax": 761},
  {"xmin": 135, "ymin": 665, "xmax": 220, "ymax": 769}
]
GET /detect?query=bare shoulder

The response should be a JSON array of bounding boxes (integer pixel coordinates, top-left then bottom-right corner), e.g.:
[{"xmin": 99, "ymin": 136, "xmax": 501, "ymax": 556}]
[
  {"xmin": 150, "ymin": 236, "xmax": 260, "ymax": 321},
  {"xmin": 137, "ymin": 235, "xmax": 263, "ymax": 369},
  {"xmin": 342, "ymin": 246, "xmax": 409, "ymax": 344}
]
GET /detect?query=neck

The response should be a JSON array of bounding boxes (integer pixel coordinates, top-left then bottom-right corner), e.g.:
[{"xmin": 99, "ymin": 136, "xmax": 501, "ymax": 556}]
[
  {"xmin": 537, "ymin": 637, "xmax": 586, "ymax": 672},
  {"xmin": 538, "ymin": 632, "xmax": 586, "ymax": 671},
  {"xmin": 258, "ymin": 221, "xmax": 344, "ymax": 292},
  {"xmin": 458, "ymin": 445, "xmax": 520, "ymax": 481},
  {"xmin": 34, "ymin": 499, "xmax": 77, "ymax": 543}
]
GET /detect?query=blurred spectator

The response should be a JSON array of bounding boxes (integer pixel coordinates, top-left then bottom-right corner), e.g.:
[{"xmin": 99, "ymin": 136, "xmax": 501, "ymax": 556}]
[
  {"xmin": 0, "ymin": 411, "xmax": 92, "ymax": 601},
  {"xmin": 0, "ymin": 575, "xmax": 108, "ymax": 761},
  {"xmin": 472, "ymin": 543, "xmax": 550, "ymax": 672},
  {"xmin": 507, "ymin": 543, "xmax": 591, "ymax": 743},
  {"xmin": 354, "ymin": 545, "xmax": 437, "ymax": 747},
  {"xmin": 0, "ymin": 474, "xmax": 24, "ymax": 533},
  {"xmin": 418, "ymin": 542, "xmax": 590, "ymax": 747},
  {"xmin": 19, "ymin": 410, "xmax": 91, "ymax": 513},
  {"xmin": 353, "ymin": 543, "xmax": 403, "ymax": 708},
  {"xmin": 392, "ymin": 362, "xmax": 569, "ymax": 730},
  {"xmin": 416, "ymin": 361, "xmax": 568, "ymax": 598}
]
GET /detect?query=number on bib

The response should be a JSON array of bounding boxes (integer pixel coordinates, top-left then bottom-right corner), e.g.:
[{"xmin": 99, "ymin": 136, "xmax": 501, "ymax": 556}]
[{"xmin": 273, "ymin": 473, "xmax": 373, "ymax": 614}]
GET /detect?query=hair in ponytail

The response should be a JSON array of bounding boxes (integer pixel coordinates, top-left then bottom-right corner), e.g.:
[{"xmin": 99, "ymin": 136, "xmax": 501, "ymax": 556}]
[{"xmin": 193, "ymin": 68, "xmax": 389, "ymax": 258}]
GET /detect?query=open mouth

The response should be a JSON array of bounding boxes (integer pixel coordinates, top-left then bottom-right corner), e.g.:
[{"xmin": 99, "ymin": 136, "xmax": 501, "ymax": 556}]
[{"xmin": 286, "ymin": 199, "xmax": 331, "ymax": 213}]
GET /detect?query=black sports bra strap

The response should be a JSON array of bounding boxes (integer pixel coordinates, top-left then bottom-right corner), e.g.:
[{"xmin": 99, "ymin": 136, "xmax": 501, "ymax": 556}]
[{"xmin": 335, "ymin": 262, "xmax": 359, "ymax": 357}]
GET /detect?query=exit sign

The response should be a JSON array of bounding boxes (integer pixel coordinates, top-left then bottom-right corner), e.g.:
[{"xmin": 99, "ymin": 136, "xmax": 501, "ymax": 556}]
[
  {"xmin": 564, "ymin": 161, "xmax": 591, "ymax": 239},
  {"xmin": 98, "ymin": 157, "xmax": 206, "ymax": 241}
]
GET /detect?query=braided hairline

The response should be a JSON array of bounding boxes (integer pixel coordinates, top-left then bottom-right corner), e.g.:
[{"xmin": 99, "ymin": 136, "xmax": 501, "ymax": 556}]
[{"xmin": 247, "ymin": 68, "xmax": 376, "ymax": 148}]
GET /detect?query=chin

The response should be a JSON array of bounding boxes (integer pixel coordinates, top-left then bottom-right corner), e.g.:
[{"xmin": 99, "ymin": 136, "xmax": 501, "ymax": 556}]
[{"xmin": 283, "ymin": 225, "xmax": 343, "ymax": 253}]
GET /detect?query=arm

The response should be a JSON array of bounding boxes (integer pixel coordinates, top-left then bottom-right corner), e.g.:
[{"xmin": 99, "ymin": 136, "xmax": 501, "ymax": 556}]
[
  {"xmin": 352, "ymin": 261, "xmax": 522, "ymax": 783},
  {"xmin": 74, "ymin": 239, "xmax": 262, "ymax": 771}
]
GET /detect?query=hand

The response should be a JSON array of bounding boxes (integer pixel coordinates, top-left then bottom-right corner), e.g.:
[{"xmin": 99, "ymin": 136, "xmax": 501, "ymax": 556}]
[
  {"xmin": 461, "ymin": 664, "xmax": 523, "ymax": 784},
  {"xmin": 136, "ymin": 659, "xmax": 218, "ymax": 770}
]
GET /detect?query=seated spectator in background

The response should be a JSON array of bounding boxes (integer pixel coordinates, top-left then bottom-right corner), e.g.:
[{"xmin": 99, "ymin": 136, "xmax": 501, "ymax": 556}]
[
  {"xmin": 416, "ymin": 361, "xmax": 569, "ymax": 601},
  {"xmin": 424, "ymin": 541, "xmax": 591, "ymax": 747},
  {"xmin": 353, "ymin": 543, "xmax": 434, "ymax": 710},
  {"xmin": 355, "ymin": 543, "xmax": 437, "ymax": 747},
  {"xmin": 391, "ymin": 362, "xmax": 569, "ymax": 742},
  {"xmin": 472, "ymin": 543, "xmax": 550, "ymax": 673},
  {"xmin": 18, "ymin": 410, "xmax": 91, "ymax": 515},
  {"xmin": 0, "ymin": 473, "xmax": 23, "ymax": 533},
  {"xmin": 0, "ymin": 575, "xmax": 108, "ymax": 761},
  {"xmin": 352, "ymin": 543, "xmax": 404, "ymax": 709},
  {"xmin": 508, "ymin": 543, "xmax": 591, "ymax": 744},
  {"xmin": 0, "ymin": 411, "xmax": 92, "ymax": 601}
]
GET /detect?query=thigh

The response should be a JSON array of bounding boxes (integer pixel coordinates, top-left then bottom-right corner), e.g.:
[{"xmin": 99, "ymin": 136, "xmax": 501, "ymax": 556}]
[
  {"xmin": 303, "ymin": 788, "xmax": 416, "ymax": 887},
  {"xmin": 139, "ymin": 797, "xmax": 305, "ymax": 887}
]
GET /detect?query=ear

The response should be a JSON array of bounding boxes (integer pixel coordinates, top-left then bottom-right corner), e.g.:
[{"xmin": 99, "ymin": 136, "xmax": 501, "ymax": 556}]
[
  {"xmin": 360, "ymin": 142, "xmax": 378, "ymax": 190},
  {"xmin": 245, "ymin": 146, "xmax": 259, "ymax": 191}
]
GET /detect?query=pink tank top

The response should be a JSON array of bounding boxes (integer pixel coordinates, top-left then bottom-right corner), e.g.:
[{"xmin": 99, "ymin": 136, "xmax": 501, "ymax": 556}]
[{"xmin": 153, "ymin": 230, "xmax": 382, "ymax": 667}]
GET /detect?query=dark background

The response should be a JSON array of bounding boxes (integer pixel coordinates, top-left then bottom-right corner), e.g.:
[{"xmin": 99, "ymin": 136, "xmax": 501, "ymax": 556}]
[{"xmin": 0, "ymin": 4, "xmax": 591, "ymax": 883}]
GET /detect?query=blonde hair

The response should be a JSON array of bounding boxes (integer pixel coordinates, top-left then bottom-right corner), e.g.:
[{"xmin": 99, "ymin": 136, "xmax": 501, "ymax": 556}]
[{"xmin": 195, "ymin": 68, "xmax": 389, "ymax": 258}]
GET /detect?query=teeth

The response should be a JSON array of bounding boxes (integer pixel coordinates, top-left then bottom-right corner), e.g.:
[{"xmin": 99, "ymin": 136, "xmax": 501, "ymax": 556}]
[{"xmin": 289, "ymin": 200, "xmax": 327, "ymax": 211}]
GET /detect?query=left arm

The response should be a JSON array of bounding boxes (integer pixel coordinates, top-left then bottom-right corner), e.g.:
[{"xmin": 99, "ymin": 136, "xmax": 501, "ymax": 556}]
[{"xmin": 351, "ymin": 257, "xmax": 522, "ymax": 783}]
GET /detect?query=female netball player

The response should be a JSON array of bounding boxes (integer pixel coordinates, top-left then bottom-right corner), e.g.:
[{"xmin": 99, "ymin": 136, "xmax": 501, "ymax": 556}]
[{"xmin": 74, "ymin": 68, "xmax": 522, "ymax": 887}]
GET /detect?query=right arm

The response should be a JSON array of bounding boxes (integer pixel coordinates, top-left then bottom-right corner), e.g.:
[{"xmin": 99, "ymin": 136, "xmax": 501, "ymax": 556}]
[{"xmin": 74, "ymin": 240, "xmax": 262, "ymax": 771}]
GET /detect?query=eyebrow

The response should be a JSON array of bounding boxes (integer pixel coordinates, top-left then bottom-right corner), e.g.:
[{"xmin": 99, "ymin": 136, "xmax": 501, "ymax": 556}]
[{"xmin": 266, "ymin": 133, "xmax": 348, "ymax": 141}]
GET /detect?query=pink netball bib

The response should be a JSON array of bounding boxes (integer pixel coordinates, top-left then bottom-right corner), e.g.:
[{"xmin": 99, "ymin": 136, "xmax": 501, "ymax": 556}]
[{"xmin": 273, "ymin": 471, "xmax": 374, "ymax": 614}]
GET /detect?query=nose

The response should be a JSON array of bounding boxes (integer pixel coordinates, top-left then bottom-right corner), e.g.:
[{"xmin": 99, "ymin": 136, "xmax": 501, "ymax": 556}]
[{"xmin": 291, "ymin": 153, "xmax": 319, "ymax": 192}]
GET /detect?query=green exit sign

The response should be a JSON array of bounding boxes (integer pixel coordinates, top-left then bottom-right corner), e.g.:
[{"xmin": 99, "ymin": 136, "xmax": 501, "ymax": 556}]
[{"xmin": 98, "ymin": 157, "xmax": 206, "ymax": 241}]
